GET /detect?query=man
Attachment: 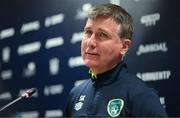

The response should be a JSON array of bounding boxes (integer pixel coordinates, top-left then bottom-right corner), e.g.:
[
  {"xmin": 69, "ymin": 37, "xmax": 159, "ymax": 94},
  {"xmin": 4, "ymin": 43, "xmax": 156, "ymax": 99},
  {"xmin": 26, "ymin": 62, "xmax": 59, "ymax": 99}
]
[{"xmin": 64, "ymin": 3, "xmax": 168, "ymax": 117}]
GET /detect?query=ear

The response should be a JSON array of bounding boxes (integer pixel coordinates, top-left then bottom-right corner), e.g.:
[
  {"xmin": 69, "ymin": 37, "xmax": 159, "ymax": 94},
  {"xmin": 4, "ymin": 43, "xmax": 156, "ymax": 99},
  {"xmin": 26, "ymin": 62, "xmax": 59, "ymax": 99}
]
[{"xmin": 120, "ymin": 39, "xmax": 131, "ymax": 55}]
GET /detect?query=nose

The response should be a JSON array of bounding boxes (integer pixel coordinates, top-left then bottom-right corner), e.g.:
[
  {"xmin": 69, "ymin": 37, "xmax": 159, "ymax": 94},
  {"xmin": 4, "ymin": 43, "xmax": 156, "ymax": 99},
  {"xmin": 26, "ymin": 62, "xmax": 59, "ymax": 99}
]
[{"xmin": 87, "ymin": 34, "xmax": 96, "ymax": 49}]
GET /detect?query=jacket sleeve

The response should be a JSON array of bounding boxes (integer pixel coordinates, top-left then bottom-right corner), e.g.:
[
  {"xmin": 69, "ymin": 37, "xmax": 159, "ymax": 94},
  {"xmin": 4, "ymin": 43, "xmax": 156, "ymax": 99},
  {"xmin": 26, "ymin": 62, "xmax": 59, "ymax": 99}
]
[
  {"xmin": 63, "ymin": 85, "xmax": 79, "ymax": 117},
  {"xmin": 131, "ymin": 88, "xmax": 168, "ymax": 117},
  {"xmin": 63, "ymin": 89, "xmax": 74, "ymax": 117}
]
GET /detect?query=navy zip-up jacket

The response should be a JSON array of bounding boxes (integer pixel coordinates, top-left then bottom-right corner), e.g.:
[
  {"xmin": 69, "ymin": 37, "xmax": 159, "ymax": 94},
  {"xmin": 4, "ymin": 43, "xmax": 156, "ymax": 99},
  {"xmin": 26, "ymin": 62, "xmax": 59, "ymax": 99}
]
[{"xmin": 64, "ymin": 61, "xmax": 168, "ymax": 117}]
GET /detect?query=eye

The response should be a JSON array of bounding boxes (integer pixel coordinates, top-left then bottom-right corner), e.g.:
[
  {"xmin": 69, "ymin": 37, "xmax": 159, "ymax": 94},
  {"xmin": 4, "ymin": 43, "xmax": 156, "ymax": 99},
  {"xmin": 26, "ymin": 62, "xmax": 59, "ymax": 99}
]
[
  {"xmin": 97, "ymin": 32, "xmax": 109, "ymax": 41},
  {"xmin": 84, "ymin": 29, "xmax": 92, "ymax": 37},
  {"xmin": 99, "ymin": 32, "xmax": 108, "ymax": 38}
]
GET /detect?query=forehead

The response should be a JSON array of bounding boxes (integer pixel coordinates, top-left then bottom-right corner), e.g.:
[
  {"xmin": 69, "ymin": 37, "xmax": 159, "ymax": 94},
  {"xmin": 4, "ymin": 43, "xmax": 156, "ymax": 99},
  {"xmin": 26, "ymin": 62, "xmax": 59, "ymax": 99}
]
[{"xmin": 85, "ymin": 17, "xmax": 120, "ymax": 30}]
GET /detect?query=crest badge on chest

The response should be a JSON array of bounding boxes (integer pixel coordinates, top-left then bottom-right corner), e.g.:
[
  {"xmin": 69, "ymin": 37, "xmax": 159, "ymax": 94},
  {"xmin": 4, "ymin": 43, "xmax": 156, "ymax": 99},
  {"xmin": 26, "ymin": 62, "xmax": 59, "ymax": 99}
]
[{"xmin": 107, "ymin": 98, "xmax": 124, "ymax": 117}]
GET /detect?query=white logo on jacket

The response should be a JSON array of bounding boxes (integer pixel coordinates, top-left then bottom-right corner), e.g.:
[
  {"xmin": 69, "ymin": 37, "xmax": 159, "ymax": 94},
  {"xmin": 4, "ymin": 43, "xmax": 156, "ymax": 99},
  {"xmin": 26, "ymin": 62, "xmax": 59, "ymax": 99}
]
[{"xmin": 74, "ymin": 95, "xmax": 86, "ymax": 111}]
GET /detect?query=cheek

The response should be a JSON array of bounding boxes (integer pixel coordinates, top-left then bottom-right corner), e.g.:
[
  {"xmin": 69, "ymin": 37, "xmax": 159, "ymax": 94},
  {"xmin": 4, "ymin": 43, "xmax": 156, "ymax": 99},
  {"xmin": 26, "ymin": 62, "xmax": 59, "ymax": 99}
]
[
  {"xmin": 102, "ymin": 46, "xmax": 121, "ymax": 59},
  {"xmin": 81, "ymin": 40, "xmax": 86, "ymax": 55},
  {"xmin": 102, "ymin": 47, "xmax": 114, "ymax": 55}
]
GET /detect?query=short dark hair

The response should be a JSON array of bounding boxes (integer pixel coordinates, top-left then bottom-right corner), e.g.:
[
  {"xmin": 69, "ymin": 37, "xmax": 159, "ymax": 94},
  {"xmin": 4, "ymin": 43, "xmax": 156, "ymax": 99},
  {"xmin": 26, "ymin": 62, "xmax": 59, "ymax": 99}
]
[{"xmin": 88, "ymin": 3, "xmax": 133, "ymax": 40}]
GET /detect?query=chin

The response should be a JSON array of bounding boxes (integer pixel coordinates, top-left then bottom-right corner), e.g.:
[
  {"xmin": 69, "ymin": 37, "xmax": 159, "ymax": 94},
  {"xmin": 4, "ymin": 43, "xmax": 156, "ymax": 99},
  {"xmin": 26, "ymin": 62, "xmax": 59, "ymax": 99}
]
[{"xmin": 84, "ymin": 60, "xmax": 98, "ymax": 69}]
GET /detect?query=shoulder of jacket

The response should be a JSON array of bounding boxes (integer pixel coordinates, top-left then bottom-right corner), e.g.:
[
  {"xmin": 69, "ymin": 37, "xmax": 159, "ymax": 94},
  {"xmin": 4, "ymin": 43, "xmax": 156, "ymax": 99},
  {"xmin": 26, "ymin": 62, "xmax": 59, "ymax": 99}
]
[{"xmin": 70, "ymin": 79, "xmax": 91, "ymax": 94}]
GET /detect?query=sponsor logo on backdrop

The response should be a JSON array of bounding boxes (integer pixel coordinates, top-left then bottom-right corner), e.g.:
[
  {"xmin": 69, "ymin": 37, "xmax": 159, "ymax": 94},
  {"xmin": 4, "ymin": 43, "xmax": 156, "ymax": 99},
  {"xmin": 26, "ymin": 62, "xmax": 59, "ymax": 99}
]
[
  {"xmin": 1, "ymin": 69, "xmax": 13, "ymax": 80},
  {"xmin": 2, "ymin": 47, "xmax": 10, "ymax": 63},
  {"xmin": 75, "ymin": 3, "xmax": 92, "ymax": 20},
  {"xmin": 45, "ymin": 36, "xmax": 64, "ymax": 49},
  {"xmin": 136, "ymin": 70, "xmax": 171, "ymax": 81},
  {"xmin": 68, "ymin": 56, "xmax": 84, "ymax": 68},
  {"xmin": 17, "ymin": 41, "xmax": 41, "ymax": 55},
  {"xmin": 44, "ymin": 84, "xmax": 64, "ymax": 96},
  {"xmin": 70, "ymin": 32, "xmax": 83, "ymax": 44},
  {"xmin": 49, "ymin": 58, "xmax": 60, "ymax": 75},
  {"xmin": 45, "ymin": 109, "xmax": 63, "ymax": 117},
  {"xmin": 20, "ymin": 21, "xmax": 40, "ymax": 34},
  {"xmin": 136, "ymin": 42, "xmax": 168, "ymax": 56},
  {"xmin": 14, "ymin": 111, "xmax": 39, "ymax": 118},
  {"xmin": 0, "ymin": 27, "xmax": 15, "ymax": 40},
  {"xmin": 45, "ymin": 13, "xmax": 64, "ymax": 27},
  {"xmin": 141, "ymin": 13, "xmax": 160, "ymax": 27},
  {"xmin": 0, "ymin": 92, "xmax": 12, "ymax": 100},
  {"xmin": 22, "ymin": 62, "xmax": 36, "ymax": 78}
]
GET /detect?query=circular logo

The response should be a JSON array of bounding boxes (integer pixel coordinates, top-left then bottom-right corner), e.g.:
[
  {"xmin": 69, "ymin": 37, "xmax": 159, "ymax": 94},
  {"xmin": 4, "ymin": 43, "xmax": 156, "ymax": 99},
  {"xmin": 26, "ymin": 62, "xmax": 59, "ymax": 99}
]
[{"xmin": 107, "ymin": 98, "xmax": 124, "ymax": 117}]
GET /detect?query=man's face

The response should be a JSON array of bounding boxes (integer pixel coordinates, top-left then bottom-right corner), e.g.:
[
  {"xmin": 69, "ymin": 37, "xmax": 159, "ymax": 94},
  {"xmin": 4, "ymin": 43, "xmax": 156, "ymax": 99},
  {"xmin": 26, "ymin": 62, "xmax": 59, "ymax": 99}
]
[{"xmin": 81, "ymin": 17, "xmax": 126, "ymax": 74}]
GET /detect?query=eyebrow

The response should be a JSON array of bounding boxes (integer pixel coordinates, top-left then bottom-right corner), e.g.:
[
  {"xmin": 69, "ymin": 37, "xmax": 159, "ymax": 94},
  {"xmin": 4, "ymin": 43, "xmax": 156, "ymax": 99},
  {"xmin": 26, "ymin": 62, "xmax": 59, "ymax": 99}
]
[
  {"xmin": 84, "ymin": 27, "xmax": 111, "ymax": 38},
  {"xmin": 84, "ymin": 27, "xmax": 108, "ymax": 33},
  {"xmin": 98, "ymin": 28, "xmax": 108, "ymax": 33},
  {"xmin": 84, "ymin": 26, "xmax": 91, "ymax": 31}
]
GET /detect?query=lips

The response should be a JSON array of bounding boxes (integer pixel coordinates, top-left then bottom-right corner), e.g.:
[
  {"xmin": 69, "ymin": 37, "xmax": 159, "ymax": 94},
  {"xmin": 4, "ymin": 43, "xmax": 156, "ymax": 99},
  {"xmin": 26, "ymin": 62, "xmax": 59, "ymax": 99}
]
[{"xmin": 85, "ymin": 52, "xmax": 99, "ymax": 56}]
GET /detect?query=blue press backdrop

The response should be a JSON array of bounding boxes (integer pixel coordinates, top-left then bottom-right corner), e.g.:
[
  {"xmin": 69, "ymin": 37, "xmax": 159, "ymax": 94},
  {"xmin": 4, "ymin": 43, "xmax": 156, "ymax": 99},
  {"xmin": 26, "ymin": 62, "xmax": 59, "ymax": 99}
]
[{"xmin": 0, "ymin": 0, "xmax": 179, "ymax": 117}]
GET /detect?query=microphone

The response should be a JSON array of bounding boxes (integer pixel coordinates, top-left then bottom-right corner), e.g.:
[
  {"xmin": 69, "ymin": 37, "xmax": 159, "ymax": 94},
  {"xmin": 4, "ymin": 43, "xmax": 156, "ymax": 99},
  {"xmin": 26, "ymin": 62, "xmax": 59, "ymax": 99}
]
[
  {"xmin": 21, "ymin": 88, "xmax": 37, "ymax": 98},
  {"xmin": 0, "ymin": 88, "xmax": 37, "ymax": 112}
]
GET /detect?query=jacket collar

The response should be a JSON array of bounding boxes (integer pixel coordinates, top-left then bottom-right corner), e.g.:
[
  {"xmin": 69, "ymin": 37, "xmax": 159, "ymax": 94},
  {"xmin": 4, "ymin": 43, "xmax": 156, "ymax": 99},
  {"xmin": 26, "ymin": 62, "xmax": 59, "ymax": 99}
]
[{"xmin": 89, "ymin": 61, "xmax": 127, "ymax": 87}]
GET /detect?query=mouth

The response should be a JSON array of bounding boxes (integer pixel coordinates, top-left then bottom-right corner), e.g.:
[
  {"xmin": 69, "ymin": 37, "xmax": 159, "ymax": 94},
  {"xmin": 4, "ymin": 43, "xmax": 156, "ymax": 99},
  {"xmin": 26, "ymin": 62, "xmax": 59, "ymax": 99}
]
[{"xmin": 85, "ymin": 52, "xmax": 99, "ymax": 56}]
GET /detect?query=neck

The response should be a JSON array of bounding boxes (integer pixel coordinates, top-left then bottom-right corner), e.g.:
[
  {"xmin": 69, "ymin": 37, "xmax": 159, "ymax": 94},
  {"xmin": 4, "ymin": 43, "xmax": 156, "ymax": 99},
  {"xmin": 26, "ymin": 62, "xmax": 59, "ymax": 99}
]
[{"xmin": 91, "ymin": 62, "xmax": 121, "ymax": 74}]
